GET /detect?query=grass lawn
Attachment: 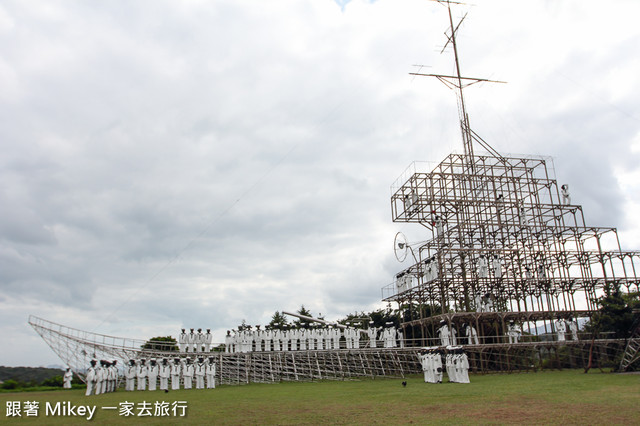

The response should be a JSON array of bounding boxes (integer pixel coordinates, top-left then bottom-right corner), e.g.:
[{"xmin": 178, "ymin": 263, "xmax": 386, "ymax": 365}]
[{"xmin": 1, "ymin": 370, "xmax": 638, "ymax": 424}]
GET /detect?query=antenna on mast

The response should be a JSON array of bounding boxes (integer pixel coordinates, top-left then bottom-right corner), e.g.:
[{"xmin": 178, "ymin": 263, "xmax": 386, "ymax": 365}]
[{"xmin": 411, "ymin": 0, "xmax": 506, "ymax": 159}]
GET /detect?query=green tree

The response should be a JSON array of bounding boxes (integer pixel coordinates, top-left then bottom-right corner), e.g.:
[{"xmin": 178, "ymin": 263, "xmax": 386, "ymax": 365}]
[
  {"xmin": 293, "ymin": 305, "xmax": 312, "ymax": 328},
  {"xmin": 586, "ymin": 290, "xmax": 639, "ymax": 338},
  {"xmin": 41, "ymin": 375, "xmax": 63, "ymax": 387},
  {"xmin": 141, "ymin": 336, "xmax": 179, "ymax": 352},
  {"xmin": 268, "ymin": 311, "xmax": 289, "ymax": 330}
]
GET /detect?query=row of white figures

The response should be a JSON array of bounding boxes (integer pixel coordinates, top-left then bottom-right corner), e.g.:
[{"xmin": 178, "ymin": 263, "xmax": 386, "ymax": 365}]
[
  {"xmin": 418, "ymin": 347, "xmax": 470, "ymax": 384},
  {"xmin": 224, "ymin": 324, "xmax": 403, "ymax": 353},
  {"xmin": 477, "ymin": 255, "xmax": 502, "ymax": 279},
  {"xmin": 124, "ymin": 358, "xmax": 216, "ymax": 392},
  {"xmin": 438, "ymin": 321, "xmax": 481, "ymax": 346},
  {"xmin": 474, "ymin": 293, "xmax": 494, "ymax": 312},
  {"xmin": 555, "ymin": 318, "xmax": 579, "ymax": 341},
  {"xmin": 84, "ymin": 360, "xmax": 119, "ymax": 396},
  {"xmin": 178, "ymin": 328, "xmax": 213, "ymax": 353}
]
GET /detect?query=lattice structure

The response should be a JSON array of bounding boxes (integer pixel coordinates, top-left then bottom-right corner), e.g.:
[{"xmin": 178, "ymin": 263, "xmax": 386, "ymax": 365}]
[
  {"xmin": 29, "ymin": 315, "xmax": 627, "ymax": 382},
  {"xmin": 382, "ymin": 1, "xmax": 640, "ymax": 344}
]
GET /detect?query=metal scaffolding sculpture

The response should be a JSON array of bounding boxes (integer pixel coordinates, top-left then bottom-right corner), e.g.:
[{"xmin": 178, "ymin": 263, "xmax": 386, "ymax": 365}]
[{"xmin": 382, "ymin": 0, "xmax": 640, "ymax": 362}]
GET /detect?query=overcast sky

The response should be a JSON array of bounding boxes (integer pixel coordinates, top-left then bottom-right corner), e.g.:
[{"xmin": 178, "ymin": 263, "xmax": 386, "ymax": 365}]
[{"xmin": 1, "ymin": 0, "xmax": 639, "ymax": 367}]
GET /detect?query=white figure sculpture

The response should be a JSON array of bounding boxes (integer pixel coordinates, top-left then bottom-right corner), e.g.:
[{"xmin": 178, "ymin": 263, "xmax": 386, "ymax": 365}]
[
  {"xmin": 195, "ymin": 358, "xmax": 206, "ymax": 390},
  {"xmin": 94, "ymin": 361, "xmax": 104, "ymax": 395},
  {"xmin": 63, "ymin": 367, "xmax": 73, "ymax": 389},
  {"xmin": 568, "ymin": 317, "xmax": 579, "ymax": 340},
  {"xmin": 170, "ymin": 359, "xmax": 182, "ymax": 391},
  {"xmin": 182, "ymin": 359, "xmax": 194, "ymax": 389},
  {"xmin": 506, "ymin": 321, "xmax": 521, "ymax": 343},
  {"xmin": 555, "ymin": 318, "xmax": 567, "ymax": 342},
  {"xmin": 492, "ymin": 255, "xmax": 502, "ymax": 279},
  {"xmin": 188, "ymin": 329, "xmax": 197, "ymax": 353},
  {"xmin": 147, "ymin": 359, "xmax": 159, "ymax": 391},
  {"xmin": 481, "ymin": 293, "xmax": 493, "ymax": 312},
  {"xmin": 125, "ymin": 359, "xmax": 136, "ymax": 391},
  {"xmin": 458, "ymin": 349, "xmax": 470, "ymax": 383},
  {"xmin": 178, "ymin": 328, "xmax": 187, "ymax": 353},
  {"xmin": 136, "ymin": 359, "xmax": 147, "ymax": 391},
  {"xmin": 465, "ymin": 323, "xmax": 479, "ymax": 345},
  {"xmin": 159, "ymin": 359, "xmax": 170, "ymax": 391},
  {"xmin": 561, "ymin": 184, "xmax": 571, "ymax": 205},
  {"xmin": 109, "ymin": 361, "xmax": 118, "ymax": 392},
  {"xmin": 196, "ymin": 329, "xmax": 205, "ymax": 353},
  {"xmin": 85, "ymin": 360, "xmax": 97, "ymax": 396},
  {"xmin": 434, "ymin": 350, "xmax": 444, "ymax": 383},
  {"xmin": 478, "ymin": 255, "xmax": 488, "ymax": 278},
  {"xmin": 204, "ymin": 329, "xmax": 213, "ymax": 353},
  {"xmin": 206, "ymin": 357, "xmax": 216, "ymax": 389},
  {"xmin": 367, "ymin": 323, "xmax": 378, "ymax": 348},
  {"xmin": 437, "ymin": 321, "xmax": 451, "ymax": 346}
]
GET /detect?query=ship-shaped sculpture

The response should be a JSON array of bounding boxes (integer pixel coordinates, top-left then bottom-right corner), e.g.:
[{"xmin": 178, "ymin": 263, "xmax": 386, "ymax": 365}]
[{"xmin": 30, "ymin": 1, "xmax": 639, "ymax": 381}]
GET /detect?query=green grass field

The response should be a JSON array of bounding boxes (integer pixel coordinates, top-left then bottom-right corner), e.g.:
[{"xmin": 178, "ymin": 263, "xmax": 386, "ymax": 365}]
[{"xmin": 1, "ymin": 370, "xmax": 638, "ymax": 425}]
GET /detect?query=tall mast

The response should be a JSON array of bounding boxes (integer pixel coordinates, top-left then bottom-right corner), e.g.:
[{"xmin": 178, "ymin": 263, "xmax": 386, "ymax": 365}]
[{"xmin": 410, "ymin": 0, "xmax": 505, "ymax": 159}]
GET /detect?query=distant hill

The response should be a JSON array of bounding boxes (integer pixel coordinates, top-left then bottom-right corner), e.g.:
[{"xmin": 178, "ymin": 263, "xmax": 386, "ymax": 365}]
[{"xmin": 0, "ymin": 366, "xmax": 65, "ymax": 385}]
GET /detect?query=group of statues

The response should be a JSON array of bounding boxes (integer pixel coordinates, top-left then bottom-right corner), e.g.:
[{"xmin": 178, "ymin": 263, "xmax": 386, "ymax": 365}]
[
  {"xmin": 178, "ymin": 328, "xmax": 213, "ymax": 353},
  {"xmin": 555, "ymin": 317, "xmax": 579, "ymax": 341},
  {"xmin": 418, "ymin": 346, "xmax": 470, "ymax": 384},
  {"xmin": 84, "ymin": 360, "xmax": 119, "ymax": 396},
  {"xmin": 124, "ymin": 357, "xmax": 216, "ymax": 392},
  {"xmin": 224, "ymin": 323, "xmax": 403, "ymax": 353},
  {"xmin": 83, "ymin": 356, "xmax": 217, "ymax": 396}
]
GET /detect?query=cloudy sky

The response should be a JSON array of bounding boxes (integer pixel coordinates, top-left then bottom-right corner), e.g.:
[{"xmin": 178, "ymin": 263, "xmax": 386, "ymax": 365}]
[{"xmin": 1, "ymin": 0, "xmax": 639, "ymax": 367}]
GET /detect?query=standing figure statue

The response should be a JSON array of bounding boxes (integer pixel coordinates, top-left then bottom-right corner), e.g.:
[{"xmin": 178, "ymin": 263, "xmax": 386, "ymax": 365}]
[
  {"xmin": 437, "ymin": 320, "xmax": 451, "ymax": 346},
  {"xmin": 63, "ymin": 367, "xmax": 73, "ymax": 389},
  {"xmin": 178, "ymin": 328, "xmax": 187, "ymax": 353},
  {"xmin": 159, "ymin": 359, "xmax": 170, "ymax": 391},
  {"xmin": 206, "ymin": 357, "xmax": 216, "ymax": 389},
  {"xmin": 506, "ymin": 321, "xmax": 521, "ymax": 343},
  {"xmin": 561, "ymin": 184, "xmax": 571, "ymax": 205},
  {"xmin": 147, "ymin": 359, "xmax": 158, "ymax": 391},
  {"xmin": 555, "ymin": 318, "xmax": 567, "ymax": 342},
  {"xmin": 170, "ymin": 358, "xmax": 182, "ymax": 391}
]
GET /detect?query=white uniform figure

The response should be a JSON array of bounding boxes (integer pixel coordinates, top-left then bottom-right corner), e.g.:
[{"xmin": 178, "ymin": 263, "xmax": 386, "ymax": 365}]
[
  {"xmin": 475, "ymin": 293, "xmax": 483, "ymax": 312},
  {"xmin": 224, "ymin": 330, "xmax": 233, "ymax": 353},
  {"xmin": 206, "ymin": 357, "xmax": 216, "ymax": 389},
  {"xmin": 170, "ymin": 359, "xmax": 182, "ymax": 390},
  {"xmin": 519, "ymin": 204, "xmax": 528, "ymax": 227},
  {"xmin": 434, "ymin": 215, "xmax": 444, "ymax": 238},
  {"xmin": 492, "ymin": 255, "xmax": 502, "ymax": 279},
  {"xmin": 204, "ymin": 329, "xmax": 213, "ymax": 353},
  {"xmin": 195, "ymin": 358, "xmax": 206, "ymax": 390},
  {"xmin": 367, "ymin": 324, "xmax": 378, "ymax": 348},
  {"xmin": 108, "ymin": 361, "xmax": 118, "ymax": 392},
  {"xmin": 282, "ymin": 329, "xmax": 291, "ymax": 351},
  {"xmin": 332, "ymin": 327, "xmax": 341, "ymax": 350},
  {"xmin": 555, "ymin": 318, "xmax": 567, "ymax": 342},
  {"xmin": 85, "ymin": 360, "xmax": 97, "ymax": 396},
  {"xmin": 125, "ymin": 360, "xmax": 136, "ymax": 391},
  {"xmin": 159, "ymin": 359, "xmax": 170, "ymax": 391},
  {"xmin": 419, "ymin": 351, "xmax": 430, "ymax": 383},
  {"xmin": 179, "ymin": 329, "xmax": 188, "ymax": 353},
  {"xmin": 188, "ymin": 329, "xmax": 197, "ymax": 353},
  {"xmin": 437, "ymin": 322, "xmax": 451, "ymax": 346},
  {"xmin": 433, "ymin": 351, "xmax": 444, "ymax": 383},
  {"xmin": 96, "ymin": 361, "xmax": 105, "ymax": 395},
  {"xmin": 561, "ymin": 184, "xmax": 571, "ymax": 205},
  {"xmin": 136, "ymin": 359, "xmax": 147, "ymax": 391},
  {"xmin": 568, "ymin": 318, "xmax": 579, "ymax": 340},
  {"xmin": 183, "ymin": 359, "xmax": 194, "ymax": 389},
  {"xmin": 478, "ymin": 255, "xmax": 488, "ymax": 278},
  {"xmin": 481, "ymin": 293, "xmax": 493, "ymax": 312},
  {"xmin": 147, "ymin": 359, "xmax": 159, "ymax": 391},
  {"xmin": 458, "ymin": 350, "xmax": 470, "ymax": 383},
  {"xmin": 506, "ymin": 321, "xmax": 521, "ymax": 343},
  {"xmin": 196, "ymin": 328, "xmax": 205, "ymax": 353},
  {"xmin": 465, "ymin": 324, "xmax": 479, "ymax": 345},
  {"xmin": 445, "ymin": 351, "xmax": 455, "ymax": 382},
  {"xmin": 63, "ymin": 368, "xmax": 73, "ymax": 389}
]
